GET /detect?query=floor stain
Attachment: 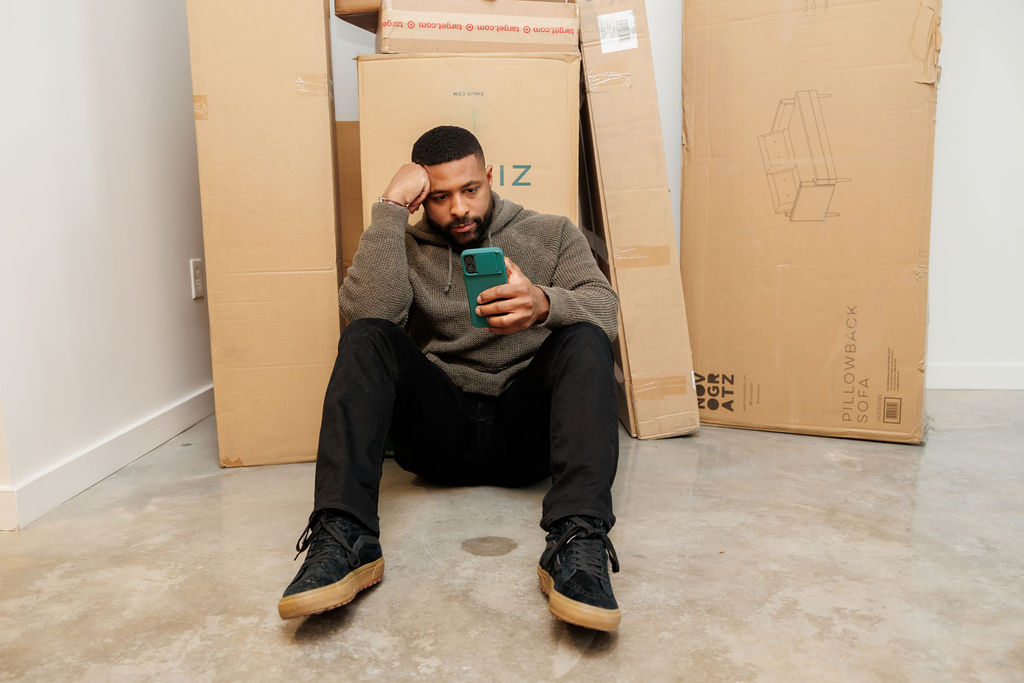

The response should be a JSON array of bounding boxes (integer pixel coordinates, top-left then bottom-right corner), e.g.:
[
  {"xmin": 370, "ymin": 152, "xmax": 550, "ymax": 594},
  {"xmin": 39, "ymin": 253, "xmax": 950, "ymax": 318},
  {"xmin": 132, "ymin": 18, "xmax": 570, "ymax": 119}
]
[{"xmin": 461, "ymin": 536, "xmax": 517, "ymax": 557}]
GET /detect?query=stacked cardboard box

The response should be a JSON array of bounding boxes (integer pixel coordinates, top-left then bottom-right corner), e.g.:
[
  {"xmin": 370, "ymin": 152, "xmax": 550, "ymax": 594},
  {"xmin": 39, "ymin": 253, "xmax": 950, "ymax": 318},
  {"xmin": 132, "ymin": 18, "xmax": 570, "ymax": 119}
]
[
  {"xmin": 374, "ymin": 0, "xmax": 578, "ymax": 54},
  {"xmin": 336, "ymin": 0, "xmax": 578, "ymax": 40},
  {"xmin": 347, "ymin": 0, "xmax": 582, "ymax": 229},
  {"xmin": 681, "ymin": 0, "xmax": 941, "ymax": 443},
  {"xmin": 186, "ymin": 0, "xmax": 342, "ymax": 466}
]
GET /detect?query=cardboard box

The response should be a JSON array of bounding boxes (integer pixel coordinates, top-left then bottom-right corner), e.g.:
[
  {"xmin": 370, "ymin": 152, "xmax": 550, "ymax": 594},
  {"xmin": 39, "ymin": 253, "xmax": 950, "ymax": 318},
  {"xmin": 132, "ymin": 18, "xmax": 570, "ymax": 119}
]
[
  {"xmin": 186, "ymin": 0, "xmax": 341, "ymax": 466},
  {"xmin": 578, "ymin": 0, "xmax": 700, "ymax": 439},
  {"xmin": 335, "ymin": 0, "xmax": 379, "ymax": 32},
  {"xmin": 375, "ymin": 0, "xmax": 578, "ymax": 54},
  {"xmin": 334, "ymin": 121, "xmax": 364, "ymax": 288},
  {"xmin": 681, "ymin": 0, "xmax": 941, "ymax": 443},
  {"xmin": 336, "ymin": 0, "xmax": 577, "ymax": 40},
  {"xmin": 357, "ymin": 53, "xmax": 580, "ymax": 229}
]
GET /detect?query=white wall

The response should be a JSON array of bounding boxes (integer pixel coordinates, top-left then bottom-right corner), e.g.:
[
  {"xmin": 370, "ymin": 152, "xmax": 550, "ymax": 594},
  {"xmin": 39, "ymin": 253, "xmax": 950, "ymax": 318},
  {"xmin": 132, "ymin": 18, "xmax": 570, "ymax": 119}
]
[
  {"xmin": 0, "ymin": 1, "xmax": 214, "ymax": 529},
  {"xmin": 646, "ymin": 0, "xmax": 683, "ymax": 265},
  {"xmin": 333, "ymin": 0, "xmax": 1024, "ymax": 391},
  {"xmin": 332, "ymin": 19, "xmax": 375, "ymax": 120},
  {"xmin": 926, "ymin": 0, "xmax": 1024, "ymax": 389}
]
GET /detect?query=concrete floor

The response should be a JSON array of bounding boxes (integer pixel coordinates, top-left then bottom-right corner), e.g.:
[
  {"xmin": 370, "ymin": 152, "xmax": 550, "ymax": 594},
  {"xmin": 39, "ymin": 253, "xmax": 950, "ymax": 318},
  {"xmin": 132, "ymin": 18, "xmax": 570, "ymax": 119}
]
[{"xmin": 1, "ymin": 391, "xmax": 1022, "ymax": 681}]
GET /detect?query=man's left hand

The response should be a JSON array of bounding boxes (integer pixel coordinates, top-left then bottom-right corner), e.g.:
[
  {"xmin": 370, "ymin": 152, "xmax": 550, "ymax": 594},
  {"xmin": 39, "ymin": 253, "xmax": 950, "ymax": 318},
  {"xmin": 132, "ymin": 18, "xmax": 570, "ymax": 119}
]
[{"xmin": 476, "ymin": 258, "xmax": 550, "ymax": 335}]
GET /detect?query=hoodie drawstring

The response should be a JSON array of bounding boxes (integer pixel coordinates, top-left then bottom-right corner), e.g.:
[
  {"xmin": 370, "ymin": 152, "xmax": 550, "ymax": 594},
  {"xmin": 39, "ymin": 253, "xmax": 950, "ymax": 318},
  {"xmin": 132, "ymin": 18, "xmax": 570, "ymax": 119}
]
[{"xmin": 444, "ymin": 242, "xmax": 453, "ymax": 294}]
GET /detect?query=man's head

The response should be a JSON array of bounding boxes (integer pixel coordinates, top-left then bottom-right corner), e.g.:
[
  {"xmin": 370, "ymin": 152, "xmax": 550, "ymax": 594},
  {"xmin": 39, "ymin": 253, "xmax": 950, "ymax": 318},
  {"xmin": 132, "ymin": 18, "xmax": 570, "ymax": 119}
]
[{"xmin": 412, "ymin": 126, "xmax": 494, "ymax": 247}]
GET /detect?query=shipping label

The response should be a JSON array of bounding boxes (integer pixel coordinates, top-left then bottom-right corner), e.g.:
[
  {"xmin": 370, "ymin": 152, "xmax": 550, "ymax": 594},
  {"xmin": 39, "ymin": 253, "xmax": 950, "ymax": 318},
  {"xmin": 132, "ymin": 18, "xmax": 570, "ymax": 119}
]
[{"xmin": 596, "ymin": 10, "xmax": 638, "ymax": 54}]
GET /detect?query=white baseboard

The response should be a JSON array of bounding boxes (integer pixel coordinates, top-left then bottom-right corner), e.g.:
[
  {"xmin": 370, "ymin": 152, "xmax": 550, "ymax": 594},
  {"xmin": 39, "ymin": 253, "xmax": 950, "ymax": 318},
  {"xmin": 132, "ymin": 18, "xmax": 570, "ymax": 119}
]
[
  {"xmin": 0, "ymin": 385, "xmax": 214, "ymax": 530},
  {"xmin": 0, "ymin": 488, "xmax": 16, "ymax": 532},
  {"xmin": 926, "ymin": 364, "xmax": 1024, "ymax": 390}
]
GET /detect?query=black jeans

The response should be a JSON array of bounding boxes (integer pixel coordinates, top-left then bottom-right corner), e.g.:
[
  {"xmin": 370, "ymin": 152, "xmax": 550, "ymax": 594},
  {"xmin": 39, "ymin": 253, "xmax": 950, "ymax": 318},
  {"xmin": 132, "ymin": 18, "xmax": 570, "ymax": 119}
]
[{"xmin": 312, "ymin": 318, "xmax": 619, "ymax": 535}]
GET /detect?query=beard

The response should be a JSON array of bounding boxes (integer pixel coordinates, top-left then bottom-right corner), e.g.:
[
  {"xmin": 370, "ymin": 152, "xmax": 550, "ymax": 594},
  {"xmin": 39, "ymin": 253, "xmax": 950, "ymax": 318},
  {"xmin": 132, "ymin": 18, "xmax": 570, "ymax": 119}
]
[{"xmin": 425, "ymin": 196, "xmax": 495, "ymax": 249}]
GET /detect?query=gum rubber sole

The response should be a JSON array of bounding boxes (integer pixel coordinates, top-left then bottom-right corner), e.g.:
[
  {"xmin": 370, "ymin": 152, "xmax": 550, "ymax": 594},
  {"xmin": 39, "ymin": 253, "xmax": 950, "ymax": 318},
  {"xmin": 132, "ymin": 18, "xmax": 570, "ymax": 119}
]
[
  {"xmin": 538, "ymin": 566, "xmax": 621, "ymax": 632},
  {"xmin": 278, "ymin": 558, "xmax": 385, "ymax": 620}
]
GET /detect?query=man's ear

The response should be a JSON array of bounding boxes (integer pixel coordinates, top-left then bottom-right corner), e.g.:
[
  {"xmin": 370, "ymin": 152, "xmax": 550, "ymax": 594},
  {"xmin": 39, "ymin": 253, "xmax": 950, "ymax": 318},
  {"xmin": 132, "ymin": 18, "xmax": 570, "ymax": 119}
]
[{"xmin": 485, "ymin": 164, "xmax": 494, "ymax": 188}]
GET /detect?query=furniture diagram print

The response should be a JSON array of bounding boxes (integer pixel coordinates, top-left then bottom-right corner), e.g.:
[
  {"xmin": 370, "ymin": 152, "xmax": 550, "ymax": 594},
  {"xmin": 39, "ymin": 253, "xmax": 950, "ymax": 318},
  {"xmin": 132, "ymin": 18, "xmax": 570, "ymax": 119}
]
[{"xmin": 758, "ymin": 90, "xmax": 849, "ymax": 222}]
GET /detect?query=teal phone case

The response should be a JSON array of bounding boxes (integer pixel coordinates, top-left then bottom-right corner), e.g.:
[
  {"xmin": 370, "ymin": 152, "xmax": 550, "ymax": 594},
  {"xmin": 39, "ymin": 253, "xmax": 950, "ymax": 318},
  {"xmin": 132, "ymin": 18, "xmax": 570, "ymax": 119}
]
[{"xmin": 461, "ymin": 247, "xmax": 508, "ymax": 328}]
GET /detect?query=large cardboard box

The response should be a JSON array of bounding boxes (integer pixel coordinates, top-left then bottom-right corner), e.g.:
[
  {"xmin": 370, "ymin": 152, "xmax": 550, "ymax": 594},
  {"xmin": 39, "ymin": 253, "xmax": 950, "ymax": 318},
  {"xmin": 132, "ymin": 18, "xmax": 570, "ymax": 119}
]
[
  {"xmin": 681, "ymin": 0, "xmax": 941, "ymax": 443},
  {"xmin": 578, "ymin": 0, "xmax": 700, "ymax": 439},
  {"xmin": 357, "ymin": 53, "xmax": 580, "ymax": 229},
  {"xmin": 186, "ymin": 0, "xmax": 341, "ymax": 466}
]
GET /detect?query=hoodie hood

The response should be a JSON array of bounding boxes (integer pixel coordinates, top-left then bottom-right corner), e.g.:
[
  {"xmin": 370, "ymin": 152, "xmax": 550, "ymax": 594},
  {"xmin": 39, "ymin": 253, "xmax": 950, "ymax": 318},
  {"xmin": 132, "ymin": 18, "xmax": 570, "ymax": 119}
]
[
  {"xmin": 405, "ymin": 192, "xmax": 524, "ymax": 294},
  {"xmin": 405, "ymin": 192, "xmax": 522, "ymax": 249}
]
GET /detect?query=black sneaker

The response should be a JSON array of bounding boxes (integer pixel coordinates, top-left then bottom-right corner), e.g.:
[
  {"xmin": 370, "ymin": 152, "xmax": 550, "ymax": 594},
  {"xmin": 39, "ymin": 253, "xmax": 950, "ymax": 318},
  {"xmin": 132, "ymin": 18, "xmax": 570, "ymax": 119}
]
[
  {"xmin": 277, "ymin": 510, "xmax": 384, "ymax": 620},
  {"xmin": 537, "ymin": 515, "xmax": 621, "ymax": 632}
]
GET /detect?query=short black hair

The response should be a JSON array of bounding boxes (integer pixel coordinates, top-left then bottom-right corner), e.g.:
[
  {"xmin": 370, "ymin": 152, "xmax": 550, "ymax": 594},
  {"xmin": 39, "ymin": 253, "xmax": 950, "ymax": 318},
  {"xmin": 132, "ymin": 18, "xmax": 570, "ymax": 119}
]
[{"xmin": 411, "ymin": 125, "xmax": 484, "ymax": 166}]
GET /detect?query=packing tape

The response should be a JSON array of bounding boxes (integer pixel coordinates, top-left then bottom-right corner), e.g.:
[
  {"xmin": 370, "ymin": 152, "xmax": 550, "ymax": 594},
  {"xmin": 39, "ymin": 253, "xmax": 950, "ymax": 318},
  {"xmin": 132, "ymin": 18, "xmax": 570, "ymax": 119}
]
[
  {"xmin": 193, "ymin": 95, "xmax": 208, "ymax": 120},
  {"xmin": 911, "ymin": 0, "xmax": 942, "ymax": 84},
  {"xmin": 587, "ymin": 71, "xmax": 632, "ymax": 93},
  {"xmin": 633, "ymin": 376, "xmax": 692, "ymax": 401},
  {"xmin": 613, "ymin": 245, "xmax": 670, "ymax": 268},
  {"xmin": 380, "ymin": 9, "xmax": 578, "ymax": 44},
  {"xmin": 296, "ymin": 73, "xmax": 332, "ymax": 98}
]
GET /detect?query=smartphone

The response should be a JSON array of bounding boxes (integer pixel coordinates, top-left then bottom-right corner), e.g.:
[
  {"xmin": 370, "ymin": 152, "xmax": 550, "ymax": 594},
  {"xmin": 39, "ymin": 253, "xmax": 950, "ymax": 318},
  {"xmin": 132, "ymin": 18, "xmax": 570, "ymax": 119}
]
[{"xmin": 461, "ymin": 247, "xmax": 508, "ymax": 328}]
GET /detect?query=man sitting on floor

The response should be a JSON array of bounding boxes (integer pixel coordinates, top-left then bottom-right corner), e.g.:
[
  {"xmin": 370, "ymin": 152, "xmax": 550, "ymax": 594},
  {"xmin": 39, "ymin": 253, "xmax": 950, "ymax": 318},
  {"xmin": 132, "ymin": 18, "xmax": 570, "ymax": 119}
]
[{"xmin": 278, "ymin": 125, "xmax": 622, "ymax": 631}]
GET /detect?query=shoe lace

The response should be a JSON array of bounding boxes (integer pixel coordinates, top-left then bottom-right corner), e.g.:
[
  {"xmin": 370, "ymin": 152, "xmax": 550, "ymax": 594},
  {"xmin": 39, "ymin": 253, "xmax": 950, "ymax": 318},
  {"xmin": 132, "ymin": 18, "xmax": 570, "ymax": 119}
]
[
  {"xmin": 294, "ymin": 513, "xmax": 359, "ymax": 567},
  {"xmin": 545, "ymin": 516, "xmax": 620, "ymax": 575}
]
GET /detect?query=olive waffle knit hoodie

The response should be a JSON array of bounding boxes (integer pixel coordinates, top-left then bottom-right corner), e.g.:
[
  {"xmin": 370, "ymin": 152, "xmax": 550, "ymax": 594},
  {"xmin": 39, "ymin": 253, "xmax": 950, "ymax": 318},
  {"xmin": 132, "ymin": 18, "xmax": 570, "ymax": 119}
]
[{"xmin": 340, "ymin": 193, "xmax": 619, "ymax": 396}]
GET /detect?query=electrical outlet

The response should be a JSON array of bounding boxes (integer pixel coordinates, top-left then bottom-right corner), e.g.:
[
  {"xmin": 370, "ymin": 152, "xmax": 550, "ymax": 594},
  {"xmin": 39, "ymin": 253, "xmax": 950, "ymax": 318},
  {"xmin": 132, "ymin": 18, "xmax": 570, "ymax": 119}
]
[{"xmin": 190, "ymin": 258, "xmax": 205, "ymax": 300}]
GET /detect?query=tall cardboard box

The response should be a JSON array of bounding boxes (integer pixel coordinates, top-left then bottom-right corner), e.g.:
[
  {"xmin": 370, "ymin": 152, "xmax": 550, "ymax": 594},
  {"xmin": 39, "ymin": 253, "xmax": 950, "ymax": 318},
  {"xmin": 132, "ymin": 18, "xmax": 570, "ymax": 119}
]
[
  {"xmin": 578, "ymin": 0, "xmax": 700, "ymax": 439},
  {"xmin": 681, "ymin": 0, "xmax": 941, "ymax": 443},
  {"xmin": 186, "ymin": 0, "xmax": 341, "ymax": 466},
  {"xmin": 357, "ymin": 53, "xmax": 580, "ymax": 228}
]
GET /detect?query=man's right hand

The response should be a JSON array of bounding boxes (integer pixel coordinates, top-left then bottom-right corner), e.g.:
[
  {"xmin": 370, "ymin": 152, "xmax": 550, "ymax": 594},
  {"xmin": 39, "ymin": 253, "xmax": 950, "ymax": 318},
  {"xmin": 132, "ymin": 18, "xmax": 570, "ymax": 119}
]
[{"xmin": 382, "ymin": 163, "xmax": 430, "ymax": 214}]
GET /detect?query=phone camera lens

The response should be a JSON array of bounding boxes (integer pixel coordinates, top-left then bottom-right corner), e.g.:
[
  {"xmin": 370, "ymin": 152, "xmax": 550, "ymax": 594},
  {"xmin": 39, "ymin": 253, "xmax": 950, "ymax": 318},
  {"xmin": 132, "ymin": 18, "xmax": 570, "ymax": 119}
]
[{"xmin": 465, "ymin": 256, "xmax": 477, "ymax": 274}]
